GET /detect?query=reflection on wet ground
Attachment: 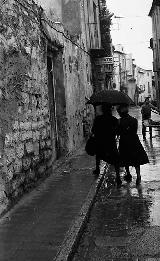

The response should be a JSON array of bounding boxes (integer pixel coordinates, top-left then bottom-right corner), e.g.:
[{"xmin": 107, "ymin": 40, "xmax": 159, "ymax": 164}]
[{"xmin": 73, "ymin": 108, "xmax": 160, "ymax": 261}]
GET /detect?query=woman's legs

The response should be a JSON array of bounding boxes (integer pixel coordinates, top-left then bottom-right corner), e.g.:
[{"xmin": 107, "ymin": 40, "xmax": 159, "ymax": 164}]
[
  {"xmin": 124, "ymin": 166, "xmax": 132, "ymax": 182},
  {"xmin": 149, "ymin": 126, "xmax": 152, "ymax": 139},
  {"xmin": 115, "ymin": 164, "xmax": 122, "ymax": 187},
  {"xmin": 142, "ymin": 123, "xmax": 146, "ymax": 139},
  {"xmin": 135, "ymin": 165, "xmax": 141, "ymax": 185},
  {"xmin": 93, "ymin": 155, "xmax": 100, "ymax": 176}
]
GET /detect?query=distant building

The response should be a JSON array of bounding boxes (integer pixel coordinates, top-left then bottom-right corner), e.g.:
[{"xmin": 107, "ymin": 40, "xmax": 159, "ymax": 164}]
[
  {"xmin": 135, "ymin": 67, "xmax": 153, "ymax": 103},
  {"xmin": 113, "ymin": 44, "xmax": 155, "ymax": 104},
  {"xmin": 126, "ymin": 54, "xmax": 136, "ymax": 102},
  {"xmin": 91, "ymin": 0, "xmax": 114, "ymax": 91},
  {"xmin": 113, "ymin": 44, "xmax": 128, "ymax": 92},
  {"xmin": 149, "ymin": 0, "xmax": 160, "ymax": 107}
]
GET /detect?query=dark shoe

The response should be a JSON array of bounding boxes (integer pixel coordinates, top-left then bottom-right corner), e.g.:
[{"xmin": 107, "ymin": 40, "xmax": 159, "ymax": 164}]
[
  {"xmin": 116, "ymin": 178, "xmax": 122, "ymax": 188},
  {"xmin": 136, "ymin": 177, "xmax": 141, "ymax": 186},
  {"xmin": 124, "ymin": 174, "xmax": 132, "ymax": 182}
]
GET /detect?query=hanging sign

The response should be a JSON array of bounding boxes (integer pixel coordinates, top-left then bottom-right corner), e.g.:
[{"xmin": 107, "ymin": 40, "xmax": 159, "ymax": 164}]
[{"xmin": 95, "ymin": 57, "xmax": 114, "ymax": 65}]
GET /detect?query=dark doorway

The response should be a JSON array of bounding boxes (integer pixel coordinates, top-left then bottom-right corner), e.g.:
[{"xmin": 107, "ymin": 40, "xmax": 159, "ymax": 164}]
[
  {"xmin": 47, "ymin": 55, "xmax": 59, "ymax": 160},
  {"xmin": 47, "ymin": 46, "xmax": 67, "ymax": 159}
]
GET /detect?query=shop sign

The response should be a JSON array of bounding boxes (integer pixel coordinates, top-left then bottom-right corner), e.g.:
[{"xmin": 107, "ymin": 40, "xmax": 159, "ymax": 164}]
[{"xmin": 95, "ymin": 57, "xmax": 113, "ymax": 65}]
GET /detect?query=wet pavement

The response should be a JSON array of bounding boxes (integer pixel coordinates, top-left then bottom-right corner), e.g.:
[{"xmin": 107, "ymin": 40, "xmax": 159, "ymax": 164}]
[
  {"xmin": 0, "ymin": 148, "xmax": 98, "ymax": 261},
  {"xmin": 73, "ymin": 107, "xmax": 160, "ymax": 261}
]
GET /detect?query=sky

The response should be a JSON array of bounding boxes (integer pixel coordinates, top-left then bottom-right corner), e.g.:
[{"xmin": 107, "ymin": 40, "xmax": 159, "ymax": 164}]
[{"xmin": 107, "ymin": 0, "xmax": 153, "ymax": 70}]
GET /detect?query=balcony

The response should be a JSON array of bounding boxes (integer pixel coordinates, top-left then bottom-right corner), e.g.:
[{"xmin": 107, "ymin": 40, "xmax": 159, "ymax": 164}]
[{"xmin": 90, "ymin": 48, "xmax": 106, "ymax": 58}]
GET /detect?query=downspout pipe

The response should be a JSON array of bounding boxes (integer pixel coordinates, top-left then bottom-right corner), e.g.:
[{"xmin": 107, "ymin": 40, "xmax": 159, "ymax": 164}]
[{"xmin": 97, "ymin": 0, "xmax": 102, "ymax": 48}]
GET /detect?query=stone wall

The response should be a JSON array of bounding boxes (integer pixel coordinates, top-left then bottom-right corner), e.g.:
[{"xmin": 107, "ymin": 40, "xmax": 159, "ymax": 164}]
[
  {"xmin": 64, "ymin": 42, "xmax": 93, "ymax": 150},
  {"xmin": 0, "ymin": 0, "xmax": 94, "ymax": 214},
  {"xmin": 0, "ymin": 0, "xmax": 52, "ymax": 213}
]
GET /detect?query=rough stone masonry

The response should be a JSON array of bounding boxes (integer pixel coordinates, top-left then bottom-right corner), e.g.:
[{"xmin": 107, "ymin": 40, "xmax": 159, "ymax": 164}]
[
  {"xmin": 0, "ymin": 0, "xmax": 54, "ymax": 214},
  {"xmin": 0, "ymin": 0, "xmax": 94, "ymax": 214}
]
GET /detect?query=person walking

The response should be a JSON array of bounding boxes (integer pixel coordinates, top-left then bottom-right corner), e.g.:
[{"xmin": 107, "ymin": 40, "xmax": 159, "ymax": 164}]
[
  {"xmin": 141, "ymin": 97, "xmax": 159, "ymax": 139},
  {"xmin": 91, "ymin": 104, "xmax": 121, "ymax": 186},
  {"xmin": 117, "ymin": 104, "xmax": 149, "ymax": 186}
]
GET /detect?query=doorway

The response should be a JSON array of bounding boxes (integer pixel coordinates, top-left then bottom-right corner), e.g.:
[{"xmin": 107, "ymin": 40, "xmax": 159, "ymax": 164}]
[
  {"xmin": 47, "ymin": 54, "xmax": 59, "ymax": 160},
  {"xmin": 47, "ymin": 46, "xmax": 67, "ymax": 159}
]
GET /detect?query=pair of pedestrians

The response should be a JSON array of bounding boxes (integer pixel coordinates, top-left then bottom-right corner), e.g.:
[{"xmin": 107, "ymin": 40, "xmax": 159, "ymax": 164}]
[{"xmin": 91, "ymin": 104, "xmax": 149, "ymax": 187}]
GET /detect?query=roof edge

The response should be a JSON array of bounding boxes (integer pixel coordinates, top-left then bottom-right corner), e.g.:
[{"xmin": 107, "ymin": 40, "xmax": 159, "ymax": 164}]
[{"xmin": 149, "ymin": 0, "xmax": 160, "ymax": 17}]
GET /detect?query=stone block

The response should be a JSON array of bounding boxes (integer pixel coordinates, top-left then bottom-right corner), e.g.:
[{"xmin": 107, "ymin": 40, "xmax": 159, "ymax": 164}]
[
  {"xmin": 40, "ymin": 140, "xmax": 46, "ymax": 149},
  {"xmin": 22, "ymin": 92, "xmax": 30, "ymax": 104},
  {"xmin": 44, "ymin": 149, "xmax": 52, "ymax": 160},
  {"xmin": 21, "ymin": 131, "xmax": 33, "ymax": 141},
  {"xmin": 13, "ymin": 121, "xmax": 19, "ymax": 130},
  {"xmin": 7, "ymin": 164, "xmax": 14, "ymax": 180},
  {"xmin": 32, "ymin": 155, "xmax": 39, "ymax": 167},
  {"xmin": 41, "ymin": 128, "xmax": 47, "ymax": 139},
  {"xmin": 46, "ymin": 125, "xmax": 51, "ymax": 136},
  {"xmin": 38, "ymin": 164, "xmax": 46, "ymax": 175},
  {"xmin": 0, "ymin": 190, "xmax": 8, "ymax": 215},
  {"xmin": 12, "ymin": 176, "xmax": 24, "ymax": 191},
  {"xmin": 42, "ymin": 108, "xmax": 49, "ymax": 116},
  {"xmin": 13, "ymin": 131, "xmax": 21, "ymax": 142},
  {"xmin": 5, "ymin": 134, "xmax": 13, "ymax": 146},
  {"xmin": 27, "ymin": 169, "xmax": 35, "ymax": 180},
  {"xmin": 22, "ymin": 157, "xmax": 31, "ymax": 170},
  {"xmin": 5, "ymin": 147, "xmax": 16, "ymax": 165},
  {"xmin": 25, "ymin": 110, "xmax": 32, "ymax": 120},
  {"xmin": 45, "ymin": 117, "xmax": 50, "ymax": 123},
  {"xmin": 47, "ymin": 157, "xmax": 54, "ymax": 169},
  {"xmin": 36, "ymin": 109, "xmax": 41, "ymax": 117},
  {"xmin": 46, "ymin": 139, "xmax": 52, "ymax": 148},
  {"xmin": 20, "ymin": 122, "xmax": 32, "ymax": 130},
  {"xmin": 16, "ymin": 143, "xmax": 24, "ymax": 158},
  {"xmin": 25, "ymin": 142, "xmax": 34, "ymax": 154},
  {"xmin": 33, "ymin": 142, "xmax": 39, "ymax": 155},
  {"xmin": 32, "ymin": 122, "xmax": 38, "ymax": 129},
  {"xmin": 33, "ymin": 131, "xmax": 40, "ymax": 141},
  {"xmin": 14, "ymin": 159, "xmax": 22, "ymax": 173},
  {"xmin": 37, "ymin": 120, "xmax": 45, "ymax": 128},
  {"xmin": 14, "ymin": 187, "xmax": 24, "ymax": 198}
]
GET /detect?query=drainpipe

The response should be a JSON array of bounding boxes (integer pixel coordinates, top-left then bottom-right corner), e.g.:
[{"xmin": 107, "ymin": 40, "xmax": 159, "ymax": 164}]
[
  {"xmin": 97, "ymin": 0, "xmax": 101, "ymax": 15},
  {"xmin": 97, "ymin": 0, "xmax": 102, "ymax": 48}
]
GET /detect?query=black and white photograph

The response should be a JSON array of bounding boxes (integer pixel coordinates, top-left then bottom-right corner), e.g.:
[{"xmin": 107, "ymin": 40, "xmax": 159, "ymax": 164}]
[{"xmin": 0, "ymin": 0, "xmax": 160, "ymax": 260}]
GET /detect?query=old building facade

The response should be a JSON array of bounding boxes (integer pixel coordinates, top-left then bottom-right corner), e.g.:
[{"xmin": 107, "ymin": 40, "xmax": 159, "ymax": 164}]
[
  {"xmin": 135, "ymin": 67, "xmax": 154, "ymax": 103},
  {"xmin": 0, "ymin": 0, "xmax": 102, "ymax": 214},
  {"xmin": 149, "ymin": 0, "xmax": 160, "ymax": 108},
  {"xmin": 113, "ymin": 44, "xmax": 155, "ymax": 104},
  {"xmin": 113, "ymin": 45, "xmax": 128, "ymax": 92}
]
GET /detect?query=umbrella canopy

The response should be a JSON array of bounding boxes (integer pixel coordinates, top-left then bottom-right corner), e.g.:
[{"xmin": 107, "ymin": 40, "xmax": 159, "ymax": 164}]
[{"xmin": 87, "ymin": 90, "xmax": 135, "ymax": 106}]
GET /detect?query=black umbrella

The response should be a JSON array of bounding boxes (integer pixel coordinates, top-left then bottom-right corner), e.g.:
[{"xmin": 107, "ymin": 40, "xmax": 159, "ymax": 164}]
[{"xmin": 87, "ymin": 90, "xmax": 135, "ymax": 106}]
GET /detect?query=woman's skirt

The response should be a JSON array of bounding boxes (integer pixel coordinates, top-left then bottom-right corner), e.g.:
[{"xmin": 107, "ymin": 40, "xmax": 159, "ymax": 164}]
[{"xmin": 119, "ymin": 134, "xmax": 149, "ymax": 166}]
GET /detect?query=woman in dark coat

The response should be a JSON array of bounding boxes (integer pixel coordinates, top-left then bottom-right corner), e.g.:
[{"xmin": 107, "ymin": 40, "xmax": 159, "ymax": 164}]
[
  {"xmin": 92, "ymin": 104, "xmax": 121, "ymax": 186},
  {"xmin": 117, "ymin": 104, "xmax": 149, "ymax": 185}
]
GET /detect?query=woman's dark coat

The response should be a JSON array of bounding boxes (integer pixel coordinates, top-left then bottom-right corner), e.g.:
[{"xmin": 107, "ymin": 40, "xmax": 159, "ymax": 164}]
[
  {"xmin": 92, "ymin": 114, "xmax": 119, "ymax": 165},
  {"xmin": 118, "ymin": 114, "xmax": 149, "ymax": 166}
]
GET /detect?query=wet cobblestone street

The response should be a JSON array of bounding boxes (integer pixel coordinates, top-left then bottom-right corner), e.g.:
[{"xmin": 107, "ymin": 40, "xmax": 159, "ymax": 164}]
[{"xmin": 73, "ymin": 107, "xmax": 160, "ymax": 261}]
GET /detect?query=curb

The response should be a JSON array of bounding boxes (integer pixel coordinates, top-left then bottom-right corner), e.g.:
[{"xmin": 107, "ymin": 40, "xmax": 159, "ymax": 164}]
[{"xmin": 54, "ymin": 162, "xmax": 109, "ymax": 261}]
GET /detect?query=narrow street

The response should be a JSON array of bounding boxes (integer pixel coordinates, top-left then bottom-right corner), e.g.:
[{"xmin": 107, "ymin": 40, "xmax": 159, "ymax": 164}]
[
  {"xmin": 0, "ymin": 1, "xmax": 159, "ymax": 260},
  {"xmin": 73, "ymin": 107, "xmax": 160, "ymax": 261}
]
